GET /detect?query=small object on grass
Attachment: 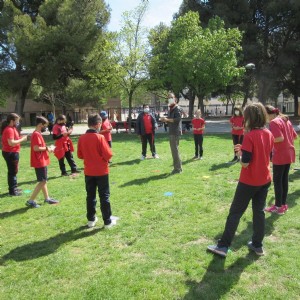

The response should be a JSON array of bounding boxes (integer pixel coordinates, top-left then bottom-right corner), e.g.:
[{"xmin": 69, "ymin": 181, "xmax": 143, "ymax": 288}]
[
  {"xmin": 23, "ymin": 189, "xmax": 32, "ymax": 194},
  {"xmin": 164, "ymin": 192, "xmax": 173, "ymax": 196}
]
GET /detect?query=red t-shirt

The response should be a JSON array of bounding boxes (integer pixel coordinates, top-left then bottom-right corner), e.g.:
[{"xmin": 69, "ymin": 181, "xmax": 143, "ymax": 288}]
[
  {"xmin": 77, "ymin": 130, "xmax": 112, "ymax": 176},
  {"xmin": 230, "ymin": 116, "xmax": 244, "ymax": 135},
  {"xmin": 269, "ymin": 117, "xmax": 297, "ymax": 165},
  {"xmin": 30, "ymin": 131, "xmax": 50, "ymax": 168},
  {"xmin": 143, "ymin": 114, "xmax": 153, "ymax": 134},
  {"xmin": 52, "ymin": 123, "xmax": 67, "ymax": 135},
  {"xmin": 192, "ymin": 118, "xmax": 205, "ymax": 134},
  {"xmin": 239, "ymin": 128, "xmax": 274, "ymax": 186},
  {"xmin": 1, "ymin": 126, "xmax": 21, "ymax": 152},
  {"xmin": 101, "ymin": 119, "xmax": 112, "ymax": 142}
]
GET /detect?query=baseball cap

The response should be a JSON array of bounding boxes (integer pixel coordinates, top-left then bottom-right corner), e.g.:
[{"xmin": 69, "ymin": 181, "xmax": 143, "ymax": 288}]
[{"xmin": 100, "ymin": 111, "xmax": 108, "ymax": 118}]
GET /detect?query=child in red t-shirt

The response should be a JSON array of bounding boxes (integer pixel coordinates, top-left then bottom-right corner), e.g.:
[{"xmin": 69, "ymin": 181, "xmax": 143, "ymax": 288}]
[
  {"xmin": 52, "ymin": 114, "xmax": 79, "ymax": 176},
  {"xmin": 229, "ymin": 107, "xmax": 244, "ymax": 163},
  {"xmin": 26, "ymin": 116, "xmax": 59, "ymax": 208},
  {"xmin": 77, "ymin": 113, "xmax": 118, "ymax": 229},
  {"xmin": 99, "ymin": 111, "xmax": 113, "ymax": 147},
  {"xmin": 264, "ymin": 105, "xmax": 297, "ymax": 215},
  {"xmin": 1, "ymin": 113, "xmax": 28, "ymax": 196},
  {"xmin": 208, "ymin": 103, "xmax": 274, "ymax": 257},
  {"xmin": 191, "ymin": 109, "xmax": 205, "ymax": 159}
]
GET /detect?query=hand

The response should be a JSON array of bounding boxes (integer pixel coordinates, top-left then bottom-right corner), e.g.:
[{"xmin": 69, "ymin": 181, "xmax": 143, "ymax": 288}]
[
  {"xmin": 234, "ymin": 144, "xmax": 242, "ymax": 157},
  {"xmin": 159, "ymin": 117, "xmax": 166, "ymax": 122},
  {"xmin": 22, "ymin": 135, "xmax": 28, "ymax": 142}
]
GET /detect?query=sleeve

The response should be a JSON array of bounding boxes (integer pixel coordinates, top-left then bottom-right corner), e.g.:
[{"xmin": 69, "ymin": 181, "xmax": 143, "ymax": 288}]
[
  {"xmin": 32, "ymin": 133, "xmax": 43, "ymax": 148},
  {"xmin": 241, "ymin": 134, "xmax": 253, "ymax": 153},
  {"xmin": 6, "ymin": 127, "xmax": 15, "ymax": 139},
  {"xmin": 77, "ymin": 138, "xmax": 83, "ymax": 159},
  {"xmin": 269, "ymin": 121, "xmax": 282, "ymax": 139},
  {"xmin": 172, "ymin": 107, "xmax": 181, "ymax": 124},
  {"xmin": 241, "ymin": 150, "xmax": 252, "ymax": 163},
  {"xmin": 99, "ymin": 136, "xmax": 112, "ymax": 161}
]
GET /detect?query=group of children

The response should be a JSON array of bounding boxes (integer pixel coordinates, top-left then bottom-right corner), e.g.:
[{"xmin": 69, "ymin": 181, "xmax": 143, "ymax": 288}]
[
  {"xmin": 1, "ymin": 112, "xmax": 117, "ymax": 228},
  {"xmin": 1, "ymin": 102, "xmax": 298, "ymax": 249}
]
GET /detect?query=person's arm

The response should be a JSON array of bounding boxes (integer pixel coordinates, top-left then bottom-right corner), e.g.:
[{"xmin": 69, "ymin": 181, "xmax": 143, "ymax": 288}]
[
  {"xmin": 99, "ymin": 136, "xmax": 112, "ymax": 161},
  {"xmin": 33, "ymin": 145, "xmax": 48, "ymax": 152},
  {"xmin": 7, "ymin": 135, "xmax": 27, "ymax": 146},
  {"xmin": 77, "ymin": 139, "xmax": 83, "ymax": 159}
]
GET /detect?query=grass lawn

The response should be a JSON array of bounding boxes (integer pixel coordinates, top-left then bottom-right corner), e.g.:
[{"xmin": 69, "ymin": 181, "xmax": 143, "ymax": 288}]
[{"xmin": 0, "ymin": 132, "xmax": 299, "ymax": 299}]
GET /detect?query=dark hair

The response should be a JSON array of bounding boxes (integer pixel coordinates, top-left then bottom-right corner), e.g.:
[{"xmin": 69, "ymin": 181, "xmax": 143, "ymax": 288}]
[
  {"xmin": 1, "ymin": 113, "xmax": 20, "ymax": 134},
  {"xmin": 88, "ymin": 113, "xmax": 102, "ymax": 126},
  {"xmin": 142, "ymin": 104, "xmax": 149, "ymax": 109},
  {"xmin": 243, "ymin": 103, "xmax": 267, "ymax": 131},
  {"xmin": 233, "ymin": 106, "xmax": 243, "ymax": 116},
  {"xmin": 36, "ymin": 116, "xmax": 49, "ymax": 126},
  {"xmin": 55, "ymin": 114, "xmax": 66, "ymax": 124},
  {"xmin": 265, "ymin": 105, "xmax": 288, "ymax": 121}
]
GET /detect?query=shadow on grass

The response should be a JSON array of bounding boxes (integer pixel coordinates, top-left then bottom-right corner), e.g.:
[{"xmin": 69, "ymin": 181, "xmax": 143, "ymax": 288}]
[
  {"xmin": 186, "ymin": 190, "xmax": 292, "ymax": 299},
  {"xmin": 182, "ymin": 158, "xmax": 195, "ymax": 165},
  {"xmin": 0, "ymin": 207, "xmax": 29, "ymax": 219},
  {"xmin": 119, "ymin": 173, "xmax": 170, "ymax": 187},
  {"xmin": 110, "ymin": 159, "xmax": 141, "ymax": 166},
  {"xmin": 0, "ymin": 226, "xmax": 101, "ymax": 264},
  {"xmin": 209, "ymin": 161, "xmax": 237, "ymax": 171},
  {"xmin": 289, "ymin": 169, "xmax": 300, "ymax": 181},
  {"xmin": 183, "ymin": 254, "xmax": 259, "ymax": 299}
]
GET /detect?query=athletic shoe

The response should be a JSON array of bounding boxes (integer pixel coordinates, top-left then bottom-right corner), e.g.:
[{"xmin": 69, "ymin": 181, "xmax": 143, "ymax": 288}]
[
  {"xmin": 72, "ymin": 170, "xmax": 81, "ymax": 174},
  {"xmin": 140, "ymin": 155, "xmax": 146, "ymax": 160},
  {"xmin": 61, "ymin": 172, "xmax": 68, "ymax": 176},
  {"xmin": 264, "ymin": 204, "xmax": 278, "ymax": 213},
  {"xmin": 283, "ymin": 204, "xmax": 288, "ymax": 212},
  {"xmin": 104, "ymin": 219, "xmax": 117, "ymax": 229},
  {"xmin": 45, "ymin": 198, "xmax": 59, "ymax": 205},
  {"xmin": 87, "ymin": 216, "xmax": 98, "ymax": 228},
  {"xmin": 276, "ymin": 206, "xmax": 285, "ymax": 215},
  {"xmin": 26, "ymin": 200, "xmax": 40, "ymax": 208},
  {"xmin": 9, "ymin": 191, "xmax": 22, "ymax": 196},
  {"xmin": 200, "ymin": 157, "xmax": 203, "ymax": 160},
  {"xmin": 207, "ymin": 245, "xmax": 228, "ymax": 257},
  {"xmin": 153, "ymin": 154, "xmax": 159, "ymax": 159},
  {"xmin": 247, "ymin": 241, "xmax": 265, "ymax": 256},
  {"xmin": 193, "ymin": 156, "xmax": 199, "ymax": 160}
]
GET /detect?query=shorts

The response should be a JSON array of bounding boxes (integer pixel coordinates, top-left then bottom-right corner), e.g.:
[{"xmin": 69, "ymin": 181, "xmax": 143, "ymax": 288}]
[{"xmin": 35, "ymin": 167, "xmax": 48, "ymax": 182}]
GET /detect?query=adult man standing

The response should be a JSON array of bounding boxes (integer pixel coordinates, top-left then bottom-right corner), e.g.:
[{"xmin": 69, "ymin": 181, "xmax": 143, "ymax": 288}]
[
  {"xmin": 136, "ymin": 104, "xmax": 159, "ymax": 160},
  {"xmin": 160, "ymin": 93, "xmax": 182, "ymax": 174}
]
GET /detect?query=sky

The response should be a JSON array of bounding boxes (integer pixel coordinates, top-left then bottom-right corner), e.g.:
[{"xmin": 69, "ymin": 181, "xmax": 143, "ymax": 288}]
[{"xmin": 106, "ymin": 0, "xmax": 183, "ymax": 31}]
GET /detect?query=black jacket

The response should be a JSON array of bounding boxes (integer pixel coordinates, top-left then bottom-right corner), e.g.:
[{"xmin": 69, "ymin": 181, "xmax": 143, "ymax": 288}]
[{"xmin": 136, "ymin": 112, "xmax": 157, "ymax": 135}]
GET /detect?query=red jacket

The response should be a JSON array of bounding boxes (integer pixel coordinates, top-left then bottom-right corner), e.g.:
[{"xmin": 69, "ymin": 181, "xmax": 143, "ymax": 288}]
[{"xmin": 77, "ymin": 129, "xmax": 112, "ymax": 176}]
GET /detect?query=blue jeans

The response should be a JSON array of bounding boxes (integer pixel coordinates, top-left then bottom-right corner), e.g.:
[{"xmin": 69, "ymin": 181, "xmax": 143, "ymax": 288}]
[
  {"xmin": 218, "ymin": 181, "xmax": 271, "ymax": 248},
  {"xmin": 2, "ymin": 151, "xmax": 19, "ymax": 194},
  {"xmin": 85, "ymin": 174, "xmax": 112, "ymax": 225}
]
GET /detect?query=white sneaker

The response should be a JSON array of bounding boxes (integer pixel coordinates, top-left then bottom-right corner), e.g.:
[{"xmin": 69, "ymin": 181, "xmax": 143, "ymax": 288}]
[
  {"xmin": 87, "ymin": 216, "xmax": 98, "ymax": 228},
  {"xmin": 153, "ymin": 154, "xmax": 159, "ymax": 159},
  {"xmin": 141, "ymin": 155, "xmax": 146, "ymax": 160},
  {"xmin": 111, "ymin": 215, "xmax": 120, "ymax": 221},
  {"xmin": 104, "ymin": 219, "xmax": 117, "ymax": 229}
]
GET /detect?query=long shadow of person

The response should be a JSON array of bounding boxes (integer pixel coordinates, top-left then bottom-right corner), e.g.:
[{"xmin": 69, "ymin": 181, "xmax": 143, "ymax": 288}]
[
  {"xmin": 0, "ymin": 226, "xmax": 101, "ymax": 264},
  {"xmin": 110, "ymin": 159, "xmax": 141, "ymax": 166},
  {"xmin": 183, "ymin": 253, "xmax": 258, "ymax": 299},
  {"xmin": 119, "ymin": 173, "xmax": 169, "ymax": 187},
  {"xmin": 209, "ymin": 162, "xmax": 237, "ymax": 171},
  {"xmin": 0, "ymin": 207, "xmax": 30, "ymax": 219}
]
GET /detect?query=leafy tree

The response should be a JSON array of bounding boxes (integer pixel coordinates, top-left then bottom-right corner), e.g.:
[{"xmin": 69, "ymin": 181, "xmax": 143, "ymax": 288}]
[
  {"xmin": 112, "ymin": 1, "xmax": 149, "ymax": 132},
  {"xmin": 0, "ymin": 0, "xmax": 111, "ymax": 115},
  {"xmin": 148, "ymin": 11, "xmax": 244, "ymax": 116}
]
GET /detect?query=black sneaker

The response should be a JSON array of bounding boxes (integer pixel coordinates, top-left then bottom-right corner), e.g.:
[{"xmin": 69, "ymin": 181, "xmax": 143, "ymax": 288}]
[
  {"xmin": 26, "ymin": 200, "xmax": 40, "ymax": 208},
  {"xmin": 72, "ymin": 170, "xmax": 81, "ymax": 174},
  {"xmin": 247, "ymin": 241, "xmax": 265, "ymax": 256},
  {"xmin": 45, "ymin": 198, "xmax": 59, "ymax": 205},
  {"xmin": 207, "ymin": 245, "xmax": 228, "ymax": 257},
  {"xmin": 9, "ymin": 191, "xmax": 22, "ymax": 196},
  {"xmin": 61, "ymin": 172, "xmax": 69, "ymax": 176}
]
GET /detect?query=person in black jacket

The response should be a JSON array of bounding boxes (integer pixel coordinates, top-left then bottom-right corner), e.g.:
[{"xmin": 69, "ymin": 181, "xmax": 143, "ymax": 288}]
[{"xmin": 136, "ymin": 104, "xmax": 159, "ymax": 160}]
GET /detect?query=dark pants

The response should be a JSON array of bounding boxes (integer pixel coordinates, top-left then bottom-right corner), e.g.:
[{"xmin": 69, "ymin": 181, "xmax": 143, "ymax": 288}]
[
  {"xmin": 141, "ymin": 133, "xmax": 156, "ymax": 156},
  {"xmin": 59, "ymin": 151, "xmax": 78, "ymax": 174},
  {"xmin": 2, "ymin": 151, "xmax": 19, "ymax": 194},
  {"xmin": 218, "ymin": 181, "xmax": 271, "ymax": 248},
  {"xmin": 194, "ymin": 134, "xmax": 203, "ymax": 157},
  {"xmin": 232, "ymin": 134, "xmax": 244, "ymax": 158},
  {"xmin": 273, "ymin": 164, "xmax": 290, "ymax": 207},
  {"xmin": 85, "ymin": 174, "xmax": 112, "ymax": 225}
]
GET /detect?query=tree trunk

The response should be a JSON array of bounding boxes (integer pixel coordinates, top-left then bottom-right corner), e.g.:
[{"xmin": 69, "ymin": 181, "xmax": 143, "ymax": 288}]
[
  {"xmin": 293, "ymin": 71, "xmax": 299, "ymax": 117},
  {"xmin": 128, "ymin": 91, "xmax": 134, "ymax": 134},
  {"xmin": 197, "ymin": 94, "xmax": 205, "ymax": 115},
  {"xmin": 14, "ymin": 77, "xmax": 32, "ymax": 117}
]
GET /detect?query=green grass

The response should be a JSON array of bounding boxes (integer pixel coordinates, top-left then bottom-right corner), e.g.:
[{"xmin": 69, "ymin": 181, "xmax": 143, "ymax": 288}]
[{"xmin": 0, "ymin": 132, "xmax": 299, "ymax": 299}]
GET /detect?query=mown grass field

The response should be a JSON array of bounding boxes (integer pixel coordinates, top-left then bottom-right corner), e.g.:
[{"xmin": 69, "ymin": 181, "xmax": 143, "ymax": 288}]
[{"xmin": 0, "ymin": 132, "xmax": 299, "ymax": 299}]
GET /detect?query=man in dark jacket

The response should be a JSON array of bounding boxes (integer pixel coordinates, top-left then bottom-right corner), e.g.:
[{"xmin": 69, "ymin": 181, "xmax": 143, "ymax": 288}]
[
  {"xmin": 160, "ymin": 93, "xmax": 182, "ymax": 174},
  {"xmin": 136, "ymin": 104, "xmax": 159, "ymax": 160}
]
